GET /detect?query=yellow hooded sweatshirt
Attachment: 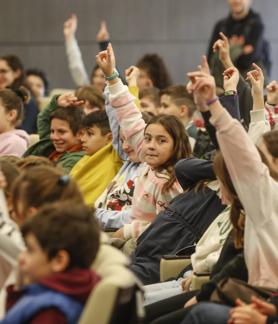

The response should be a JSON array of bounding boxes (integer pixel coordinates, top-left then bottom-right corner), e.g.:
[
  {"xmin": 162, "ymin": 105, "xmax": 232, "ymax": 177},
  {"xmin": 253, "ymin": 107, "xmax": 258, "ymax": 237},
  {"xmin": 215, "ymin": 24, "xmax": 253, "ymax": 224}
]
[{"xmin": 70, "ymin": 143, "xmax": 122, "ymax": 206}]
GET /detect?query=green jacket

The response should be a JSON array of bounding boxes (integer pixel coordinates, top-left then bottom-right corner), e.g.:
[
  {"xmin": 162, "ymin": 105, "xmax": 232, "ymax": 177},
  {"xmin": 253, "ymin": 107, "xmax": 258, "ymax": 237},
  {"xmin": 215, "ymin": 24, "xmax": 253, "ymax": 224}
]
[{"xmin": 24, "ymin": 95, "xmax": 84, "ymax": 173}]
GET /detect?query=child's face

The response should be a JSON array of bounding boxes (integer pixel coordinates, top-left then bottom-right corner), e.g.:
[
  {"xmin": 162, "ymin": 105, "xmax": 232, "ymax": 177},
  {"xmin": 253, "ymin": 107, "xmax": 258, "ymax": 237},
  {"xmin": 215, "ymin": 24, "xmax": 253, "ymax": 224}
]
[
  {"xmin": 140, "ymin": 96, "xmax": 158, "ymax": 116},
  {"xmin": 0, "ymin": 60, "xmax": 20, "ymax": 89},
  {"xmin": 0, "ymin": 102, "xmax": 14, "ymax": 133},
  {"xmin": 91, "ymin": 68, "xmax": 106, "ymax": 92},
  {"xmin": 80, "ymin": 126, "xmax": 111, "ymax": 155},
  {"xmin": 159, "ymin": 95, "xmax": 186, "ymax": 122},
  {"xmin": 50, "ymin": 118, "xmax": 80, "ymax": 153},
  {"xmin": 120, "ymin": 129, "xmax": 139, "ymax": 162},
  {"xmin": 137, "ymin": 69, "xmax": 153, "ymax": 92},
  {"xmin": 19, "ymin": 233, "xmax": 54, "ymax": 283},
  {"xmin": 26, "ymin": 75, "xmax": 45, "ymax": 99},
  {"xmin": 143, "ymin": 123, "xmax": 174, "ymax": 168}
]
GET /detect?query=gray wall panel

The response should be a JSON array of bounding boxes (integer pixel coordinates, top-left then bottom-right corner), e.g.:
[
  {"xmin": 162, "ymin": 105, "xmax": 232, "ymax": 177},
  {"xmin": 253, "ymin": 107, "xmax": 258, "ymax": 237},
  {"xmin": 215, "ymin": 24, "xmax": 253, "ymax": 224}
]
[{"xmin": 0, "ymin": 0, "xmax": 277, "ymax": 89}]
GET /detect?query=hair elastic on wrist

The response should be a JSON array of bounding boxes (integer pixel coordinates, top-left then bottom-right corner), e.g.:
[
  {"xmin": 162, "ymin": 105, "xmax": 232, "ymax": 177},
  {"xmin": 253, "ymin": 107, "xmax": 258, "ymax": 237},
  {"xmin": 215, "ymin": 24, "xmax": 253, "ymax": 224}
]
[
  {"xmin": 105, "ymin": 69, "xmax": 119, "ymax": 81},
  {"xmin": 206, "ymin": 96, "xmax": 219, "ymax": 106}
]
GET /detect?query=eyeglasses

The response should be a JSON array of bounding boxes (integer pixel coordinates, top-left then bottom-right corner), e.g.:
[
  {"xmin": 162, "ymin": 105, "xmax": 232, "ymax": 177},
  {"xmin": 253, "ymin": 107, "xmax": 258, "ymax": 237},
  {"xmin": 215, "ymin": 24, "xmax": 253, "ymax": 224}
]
[{"xmin": 0, "ymin": 69, "xmax": 12, "ymax": 74}]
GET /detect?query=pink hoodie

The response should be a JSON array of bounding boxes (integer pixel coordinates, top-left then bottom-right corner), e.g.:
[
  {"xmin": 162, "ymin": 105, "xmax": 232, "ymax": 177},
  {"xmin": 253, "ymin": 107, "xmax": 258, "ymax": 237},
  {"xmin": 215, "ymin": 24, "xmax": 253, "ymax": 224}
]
[{"xmin": 0, "ymin": 129, "xmax": 30, "ymax": 157}]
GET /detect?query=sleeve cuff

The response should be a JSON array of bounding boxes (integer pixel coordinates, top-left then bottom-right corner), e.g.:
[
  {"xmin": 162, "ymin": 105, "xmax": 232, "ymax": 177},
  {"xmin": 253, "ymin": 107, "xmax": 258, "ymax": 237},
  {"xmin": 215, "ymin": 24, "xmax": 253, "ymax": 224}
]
[{"xmin": 108, "ymin": 79, "xmax": 127, "ymax": 95}]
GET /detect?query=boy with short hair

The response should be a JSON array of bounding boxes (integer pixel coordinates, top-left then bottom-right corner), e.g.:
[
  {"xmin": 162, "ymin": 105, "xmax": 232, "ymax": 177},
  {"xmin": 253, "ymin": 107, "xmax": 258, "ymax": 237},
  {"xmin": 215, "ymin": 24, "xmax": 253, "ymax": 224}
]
[
  {"xmin": 159, "ymin": 85, "xmax": 198, "ymax": 138},
  {"xmin": 159, "ymin": 85, "xmax": 215, "ymax": 159},
  {"xmin": 3, "ymin": 202, "xmax": 101, "ymax": 324},
  {"xmin": 25, "ymin": 93, "xmax": 85, "ymax": 173},
  {"xmin": 70, "ymin": 110, "xmax": 122, "ymax": 206}
]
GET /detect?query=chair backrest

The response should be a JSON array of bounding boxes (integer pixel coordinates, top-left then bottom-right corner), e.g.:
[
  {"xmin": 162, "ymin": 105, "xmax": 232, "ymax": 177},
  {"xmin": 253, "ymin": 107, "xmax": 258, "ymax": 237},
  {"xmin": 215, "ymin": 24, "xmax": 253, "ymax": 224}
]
[
  {"xmin": 79, "ymin": 240, "xmax": 145, "ymax": 324},
  {"xmin": 38, "ymin": 97, "xmax": 51, "ymax": 111}
]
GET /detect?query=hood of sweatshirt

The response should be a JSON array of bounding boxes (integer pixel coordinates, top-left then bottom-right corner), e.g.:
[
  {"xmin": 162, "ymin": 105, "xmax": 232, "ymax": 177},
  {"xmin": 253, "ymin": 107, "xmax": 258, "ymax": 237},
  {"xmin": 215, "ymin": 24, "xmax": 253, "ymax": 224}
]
[
  {"xmin": 39, "ymin": 268, "xmax": 101, "ymax": 303},
  {"xmin": 0, "ymin": 129, "xmax": 30, "ymax": 145}
]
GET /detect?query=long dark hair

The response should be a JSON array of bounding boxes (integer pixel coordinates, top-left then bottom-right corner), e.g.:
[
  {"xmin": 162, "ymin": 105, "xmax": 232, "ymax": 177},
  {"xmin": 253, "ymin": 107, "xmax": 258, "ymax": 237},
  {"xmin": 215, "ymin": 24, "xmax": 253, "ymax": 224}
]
[
  {"xmin": 145, "ymin": 114, "xmax": 192, "ymax": 191},
  {"xmin": 137, "ymin": 54, "xmax": 172, "ymax": 90},
  {"xmin": 0, "ymin": 55, "xmax": 24, "ymax": 88},
  {"xmin": 213, "ymin": 151, "xmax": 245, "ymax": 249}
]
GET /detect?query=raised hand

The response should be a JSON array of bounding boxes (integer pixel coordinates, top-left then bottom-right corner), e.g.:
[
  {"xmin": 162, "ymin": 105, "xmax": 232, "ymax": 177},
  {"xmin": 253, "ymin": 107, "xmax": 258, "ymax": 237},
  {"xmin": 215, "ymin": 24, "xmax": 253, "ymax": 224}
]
[
  {"xmin": 96, "ymin": 21, "xmax": 110, "ymax": 42},
  {"xmin": 246, "ymin": 63, "xmax": 265, "ymax": 109},
  {"xmin": 187, "ymin": 71, "xmax": 217, "ymax": 104},
  {"xmin": 213, "ymin": 32, "xmax": 233, "ymax": 69},
  {"xmin": 266, "ymin": 80, "xmax": 278, "ymax": 106},
  {"xmin": 63, "ymin": 14, "xmax": 78, "ymax": 39},
  {"xmin": 96, "ymin": 43, "xmax": 116, "ymax": 78},
  {"xmin": 57, "ymin": 93, "xmax": 84, "ymax": 108},
  {"xmin": 125, "ymin": 66, "xmax": 140, "ymax": 87},
  {"xmin": 223, "ymin": 66, "xmax": 239, "ymax": 92},
  {"xmin": 198, "ymin": 55, "xmax": 210, "ymax": 75}
]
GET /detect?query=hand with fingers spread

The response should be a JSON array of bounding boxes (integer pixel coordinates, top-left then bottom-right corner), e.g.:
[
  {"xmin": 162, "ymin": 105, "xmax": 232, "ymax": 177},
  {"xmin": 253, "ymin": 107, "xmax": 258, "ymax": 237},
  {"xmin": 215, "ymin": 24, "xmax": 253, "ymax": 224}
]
[
  {"xmin": 223, "ymin": 67, "xmax": 239, "ymax": 92},
  {"xmin": 96, "ymin": 21, "xmax": 110, "ymax": 42},
  {"xmin": 125, "ymin": 66, "xmax": 140, "ymax": 87},
  {"xmin": 57, "ymin": 93, "xmax": 84, "ymax": 108},
  {"xmin": 213, "ymin": 32, "xmax": 233, "ymax": 69},
  {"xmin": 63, "ymin": 14, "xmax": 78, "ymax": 39},
  {"xmin": 96, "ymin": 43, "xmax": 116, "ymax": 79},
  {"xmin": 246, "ymin": 63, "xmax": 265, "ymax": 109},
  {"xmin": 266, "ymin": 80, "xmax": 278, "ymax": 106}
]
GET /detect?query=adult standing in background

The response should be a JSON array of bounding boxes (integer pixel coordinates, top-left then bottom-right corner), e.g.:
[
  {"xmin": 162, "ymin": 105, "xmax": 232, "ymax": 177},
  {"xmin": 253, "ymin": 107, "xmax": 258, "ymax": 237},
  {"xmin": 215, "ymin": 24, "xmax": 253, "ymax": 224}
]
[{"xmin": 207, "ymin": 0, "xmax": 271, "ymax": 84}]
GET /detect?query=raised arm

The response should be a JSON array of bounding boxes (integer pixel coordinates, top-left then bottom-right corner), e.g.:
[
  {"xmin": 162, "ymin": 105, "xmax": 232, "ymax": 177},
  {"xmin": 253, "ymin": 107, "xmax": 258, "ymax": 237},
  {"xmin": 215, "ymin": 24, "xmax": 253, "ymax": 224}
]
[
  {"xmin": 187, "ymin": 66, "xmax": 274, "ymax": 226},
  {"xmin": 104, "ymin": 87, "xmax": 126, "ymax": 160},
  {"xmin": 96, "ymin": 44, "xmax": 146, "ymax": 161},
  {"xmin": 64, "ymin": 14, "xmax": 90, "ymax": 86}
]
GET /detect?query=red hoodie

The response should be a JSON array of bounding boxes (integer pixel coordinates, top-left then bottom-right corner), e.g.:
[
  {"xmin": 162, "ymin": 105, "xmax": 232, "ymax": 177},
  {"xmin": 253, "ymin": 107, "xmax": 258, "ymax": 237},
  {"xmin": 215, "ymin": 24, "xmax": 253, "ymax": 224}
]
[{"xmin": 6, "ymin": 268, "xmax": 101, "ymax": 324}]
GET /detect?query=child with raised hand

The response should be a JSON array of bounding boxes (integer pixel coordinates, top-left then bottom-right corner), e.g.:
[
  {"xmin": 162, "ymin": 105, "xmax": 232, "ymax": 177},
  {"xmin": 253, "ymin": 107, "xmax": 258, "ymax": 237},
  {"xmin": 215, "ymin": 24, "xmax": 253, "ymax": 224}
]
[
  {"xmin": 3, "ymin": 202, "xmax": 100, "ymax": 324},
  {"xmin": 0, "ymin": 88, "xmax": 30, "ymax": 157},
  {"xmin": 187, "ymin": 62, "xmax": 278, "ymax": 289},
  {"xmin": 96, "ymin": 44, "xmax": 192, "ymax": 240},
  {"xmin": 25, "ymin": 93, "xmax": 85, "ymax": 173},
  {"xmin": 64, "ymin": 15, "xmax": 108, "ymax": 90}
]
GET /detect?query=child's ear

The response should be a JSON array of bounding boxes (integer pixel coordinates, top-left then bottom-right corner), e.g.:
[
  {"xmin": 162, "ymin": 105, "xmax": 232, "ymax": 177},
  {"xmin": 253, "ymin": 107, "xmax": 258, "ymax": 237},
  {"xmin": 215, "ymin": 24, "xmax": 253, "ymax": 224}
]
[
  {"xmin": 105, "ymin": 132, "xmax": 113, "ymax": 143},
  {"xmin": 180, "ymin": 105, "xmax": 189, "ymax": 118},
  {"xmin": 7, "ymin": 109, "xmax": 17, "ymax": 123},
  {"xmin": 51, "ymin": 250, "xmax": 70, "ymax": 272}
]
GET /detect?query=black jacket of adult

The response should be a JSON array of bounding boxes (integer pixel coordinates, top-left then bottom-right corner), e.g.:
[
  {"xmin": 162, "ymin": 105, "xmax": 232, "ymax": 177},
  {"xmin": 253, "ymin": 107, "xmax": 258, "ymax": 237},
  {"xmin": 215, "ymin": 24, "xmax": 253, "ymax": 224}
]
[
  {"xmin": 130, "ymin": 158, "xmax": 225, "ymax": 285},
  {"xmin": 207, "ymin": 9, "xmax": 265, "ymax": 72}
]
